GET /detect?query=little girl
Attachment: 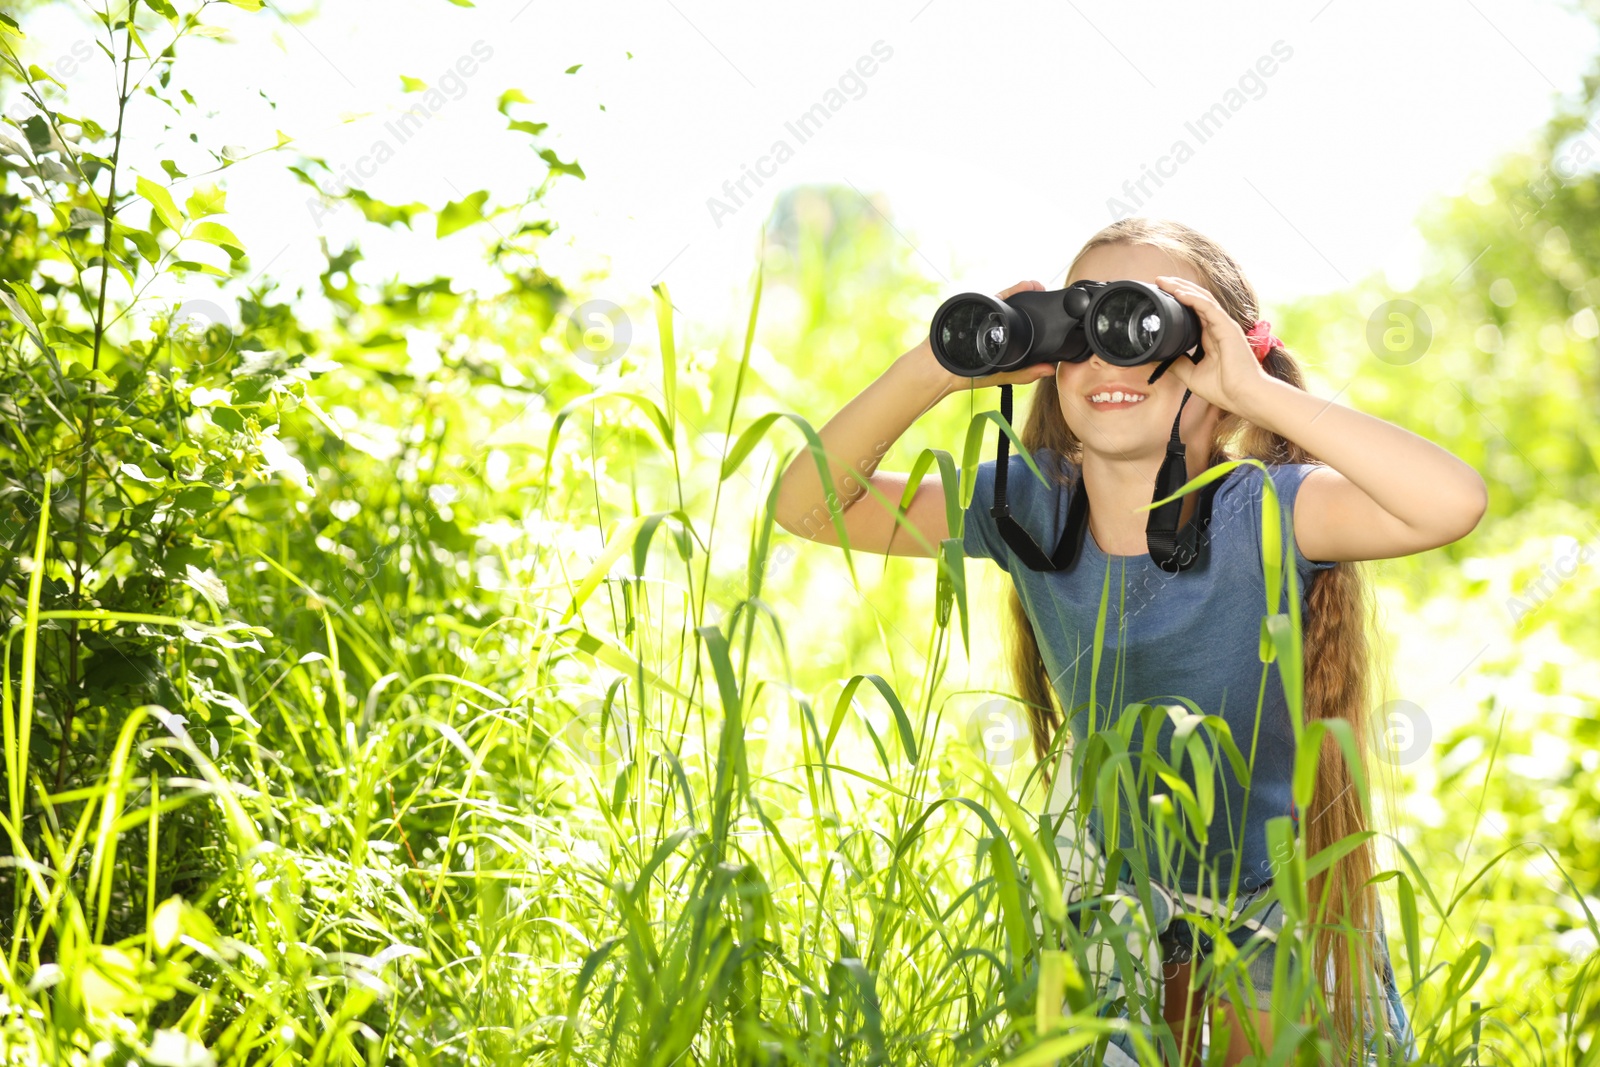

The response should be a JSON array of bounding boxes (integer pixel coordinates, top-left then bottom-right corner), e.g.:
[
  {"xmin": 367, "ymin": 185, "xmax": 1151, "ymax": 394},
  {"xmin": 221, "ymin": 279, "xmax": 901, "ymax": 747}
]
[{"xmin": 775, "ymin": 217, "xmax": 1487, "ymax": 1065}]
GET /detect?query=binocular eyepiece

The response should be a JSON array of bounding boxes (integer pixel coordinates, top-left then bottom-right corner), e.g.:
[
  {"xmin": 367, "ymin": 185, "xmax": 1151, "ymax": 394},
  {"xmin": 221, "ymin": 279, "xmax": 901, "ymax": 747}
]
[{"xmin": 929, "ymin": 279, "xmax": 1204, "ymax": 381}]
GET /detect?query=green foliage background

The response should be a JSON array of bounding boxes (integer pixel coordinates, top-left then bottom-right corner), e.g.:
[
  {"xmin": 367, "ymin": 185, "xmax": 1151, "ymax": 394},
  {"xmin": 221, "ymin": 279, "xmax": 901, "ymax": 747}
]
[{"xmin": 0, "ymin": 2, "xmax": 1597, "ymax": 1065}]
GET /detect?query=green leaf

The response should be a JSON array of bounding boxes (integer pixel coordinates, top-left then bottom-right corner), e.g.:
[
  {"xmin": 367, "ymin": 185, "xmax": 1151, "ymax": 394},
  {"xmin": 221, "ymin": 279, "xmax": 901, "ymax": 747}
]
[
  {"xmin": 1291, "ymin": 718, "xmax": 1368, "ymax": 820},
  {"xmin": 113, "ymin": 222, "xmax": 161, "ymax": 264},
  {"xmin": 565, "ymin": 64, "xmax": 583, "ymax": 74},
  {"xmin": 564, "ymin": 627, "xmax": 691, "ymax": 705},
  {"xmin": 651, "ymin": 282, "xmax": 677, "ymax": 438},
  {"xmin": 537, "ymin": 147, "xmax": 585, "ymax": 180},
  {"xmin": 1263, "ymin": 605, "xmax": 1306, "ymax": 713},
  {"xmin": 959, "ymin": 407, "xmax": 1050, "ymax": 508},
  {"xmin": 1259, "ymin": 464, "xmax": 1285, "ymax": 616},
  {"xmin": 1037, "ymin": 950, "xmax": 1091, "ymax": 1031},
  {"xmin": 1264, "ymin": 816, "xmax": 1306, "ymax": 922},
  {"xmin": 497, "ymin": 88, "xmax": 532, "ymax": 115},
  {"xmin": 189, "ymin": 220, "xmax": 245, "ymax": 259},
  {"xmin": 436, "ymin": 189, "xmax": 489, "ymax": 237},
  {"xmin": 345, "ymin": 188, "xmax": 428, "ymax": 229},
  {"xmin": 184, "ymin": 181, "xmax": 226, "ymax": 217},
  {"xmin": 1138, "ymin": 457, "xmax": 1244, "ymax": 513},
  {"xmin": 399, "ymin": 75, "xmax": 426, "ymax": 92},
  {"xmin": 118, "ymin": 462, "xmax": 163, "ymax": 484},
  {"xmin": 224, "ymin": 0, "xmax": 263, "ymax": 9},
  {"xmin": 0, "ymin": 12, "xmax": 24, "ymax": 39},
  {"xmin": 45, "ymin": 325, "xmax": 93, "ymax": 350},
  {"xmin": 1303, "ymin": 828, "xmax": 1374, "ymax": 880},
  {"xmin": 22, "ymin": 115, "xmax": 49, "ymax": 153},
  {"xmin": 0, "ymin": 132, "xmax": 27, "ymax": 165},
  {"xmin": 160, "ymin": 159, "xmax": 188, "ymax": 180},
  {"xmin": 168, "ymin": 259, "xmax": 230, "ymax": 278},
  {"xmin": 27, "ymin": 64, "xmax": 68, "ymax": 90},
  {"xmin": 1396, "ymin": 871, "xmax": 1421, "ymax": 994},
  {"xmin": 1259, "ymin": 611, "xmax": 1282, "ymax": 664},
  {"xmin": 938, "ymin": 536, "xmax": 969, "ymax": 651},
  {"xmin": 0, "ymin": 280, "xmax": 51, "ymax": 356},
  {"xmin": 210, "ymin": 407, "xmax": 244, "ymax": 432},
  {"xmin": 716, "ymin": 410, "xmax": 857, "ymax": 586},
  {"xmin": 826, "ymin": 674, "xmax": 918, "ymax": 766},
  {"xmin": 13, "ymin": 474, "xmax": 52, "ymax": 826},
  {"xmin": 965, "ymin": 749, "xmax": 1066, "ymax": 931},
  {"xmin": 896, "ymin": 447, "xmax": 961, "ymax": 558},
  {"xmin": 560, "ymin": 511, "xmax": 697, "ymax": 624},
  {"xmin": 136, "ymin": 174, "xmax": 184, "ymax": 231}
]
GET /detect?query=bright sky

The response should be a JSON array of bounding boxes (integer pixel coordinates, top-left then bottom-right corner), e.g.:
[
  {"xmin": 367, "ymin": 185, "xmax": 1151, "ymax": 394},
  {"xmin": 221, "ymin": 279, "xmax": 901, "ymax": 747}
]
[{"xmin": 8, "ymin": 0, "xmax": 1599, "ymax": 336}]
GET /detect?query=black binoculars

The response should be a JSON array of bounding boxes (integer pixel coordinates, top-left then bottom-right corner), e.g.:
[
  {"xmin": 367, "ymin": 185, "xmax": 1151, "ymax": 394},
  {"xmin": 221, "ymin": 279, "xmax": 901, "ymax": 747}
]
[{"xmin": 928, "ymin": 279, "xmax": 1205, "ymax": 383}]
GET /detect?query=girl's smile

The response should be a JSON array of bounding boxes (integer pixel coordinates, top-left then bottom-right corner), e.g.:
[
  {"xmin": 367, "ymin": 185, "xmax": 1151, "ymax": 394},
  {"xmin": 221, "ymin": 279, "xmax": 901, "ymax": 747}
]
[{"xmin": 1082, "ymin": 380, "xmax": 1151, "ymax": 410}]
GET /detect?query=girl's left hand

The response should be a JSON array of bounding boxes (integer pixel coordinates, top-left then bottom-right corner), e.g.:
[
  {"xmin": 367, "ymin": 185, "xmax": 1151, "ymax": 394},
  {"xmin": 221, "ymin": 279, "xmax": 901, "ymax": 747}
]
[{"xmin": 1152, "ymin": 275, "xmax": 1275, "ymax": 413}]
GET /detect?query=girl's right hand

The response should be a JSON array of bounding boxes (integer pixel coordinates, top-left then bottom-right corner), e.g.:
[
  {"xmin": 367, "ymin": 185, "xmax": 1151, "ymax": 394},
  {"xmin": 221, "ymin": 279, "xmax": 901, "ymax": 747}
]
[{"xmin": 942, "ymin": 279, "xmax": 1060, "ymax": 393}]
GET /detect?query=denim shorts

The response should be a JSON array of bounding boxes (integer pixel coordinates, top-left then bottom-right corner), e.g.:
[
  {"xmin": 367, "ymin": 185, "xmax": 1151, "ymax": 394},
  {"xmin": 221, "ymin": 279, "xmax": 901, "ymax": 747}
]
[{"xmin": 1039, "ymin": 829, "xmax": 1416, "ymax": 1063}]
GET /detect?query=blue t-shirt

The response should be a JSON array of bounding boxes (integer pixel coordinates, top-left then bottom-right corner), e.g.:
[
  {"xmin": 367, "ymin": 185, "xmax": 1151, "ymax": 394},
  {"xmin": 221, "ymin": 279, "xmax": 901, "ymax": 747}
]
[{"xmin": 962, "ymin": 447, "xmax": 1338, "ymax": 894}]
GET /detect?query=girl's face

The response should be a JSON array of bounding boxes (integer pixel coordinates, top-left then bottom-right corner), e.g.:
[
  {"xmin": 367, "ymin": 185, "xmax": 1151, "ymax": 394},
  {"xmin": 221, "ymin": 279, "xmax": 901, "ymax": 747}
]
[{"xmin": 1054, "ymin": 243, "xmax": 1217, "ymax": 460}]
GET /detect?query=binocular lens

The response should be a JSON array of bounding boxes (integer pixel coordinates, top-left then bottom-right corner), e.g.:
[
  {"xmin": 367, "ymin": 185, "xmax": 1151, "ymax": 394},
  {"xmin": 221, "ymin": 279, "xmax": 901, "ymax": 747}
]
[
  {"xmin": 937, "ymin": 300, "xmax": 1007, "ymax": 373},
  {"xmin": 1092, "ymin": 288, "xmax": 1162, "ymax": 362},
  {"xmin": 977, "ymin": 312, "xmax": 1009, "ymax": 364}
]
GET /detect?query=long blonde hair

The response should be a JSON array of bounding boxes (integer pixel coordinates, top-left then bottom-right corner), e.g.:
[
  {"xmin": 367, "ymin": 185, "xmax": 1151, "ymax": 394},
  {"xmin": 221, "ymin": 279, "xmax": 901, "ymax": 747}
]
[{"xmin": 1008, "ymin": 217, "xmax": 1399, "ymax": 1059}]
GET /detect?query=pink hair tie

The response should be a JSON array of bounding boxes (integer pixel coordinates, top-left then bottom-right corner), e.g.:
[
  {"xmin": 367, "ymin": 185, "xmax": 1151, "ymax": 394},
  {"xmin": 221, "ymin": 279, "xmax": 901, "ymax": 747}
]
[{"xmin": 1245, "ymin": 319, "xmax": 1282, "ymax": 362}]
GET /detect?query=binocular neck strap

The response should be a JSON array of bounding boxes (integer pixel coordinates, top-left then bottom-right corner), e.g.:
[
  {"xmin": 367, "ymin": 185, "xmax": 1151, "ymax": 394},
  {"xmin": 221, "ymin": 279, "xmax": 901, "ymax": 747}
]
[
  {"xmin": 987, "ymin": 384, "xmax": 1216, "ymax": 574},
  {"xmin": 1146, "ymin": 387, "xmax": 1214, "ymax": 572},
  {"xmin": 989, "ymin": 384, "xmax": 1085, "ymax": 571}
]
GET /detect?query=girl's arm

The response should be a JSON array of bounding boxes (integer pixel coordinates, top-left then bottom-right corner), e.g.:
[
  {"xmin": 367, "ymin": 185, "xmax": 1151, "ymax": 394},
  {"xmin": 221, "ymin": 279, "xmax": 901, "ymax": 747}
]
[
  {"xmin": 1237, "ymin": 377, "xmax": 1490, "ymax": 563},
  {"xmin": 774, "ymin": 281, "xmax": 1055, "ymax": 557},
  {"xmin": 1152, "ymin": 273, "xmax": 1489, "ymax": 565}
]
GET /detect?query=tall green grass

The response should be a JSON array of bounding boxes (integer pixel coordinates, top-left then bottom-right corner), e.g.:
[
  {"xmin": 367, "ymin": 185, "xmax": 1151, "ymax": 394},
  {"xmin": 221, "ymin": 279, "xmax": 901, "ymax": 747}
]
[{"xmin": 1, "ymin": 252, "xmax": 1593, "ymax": 1064}]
